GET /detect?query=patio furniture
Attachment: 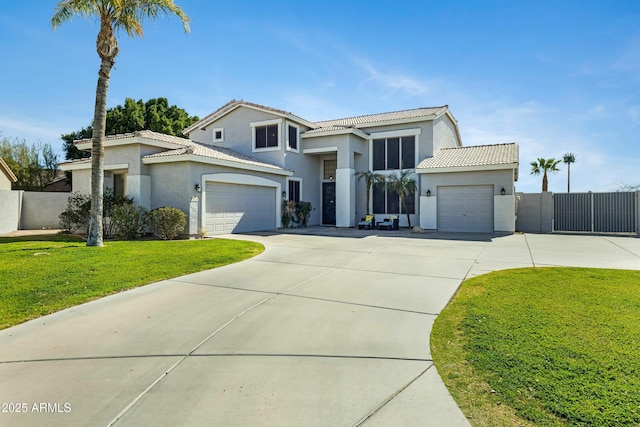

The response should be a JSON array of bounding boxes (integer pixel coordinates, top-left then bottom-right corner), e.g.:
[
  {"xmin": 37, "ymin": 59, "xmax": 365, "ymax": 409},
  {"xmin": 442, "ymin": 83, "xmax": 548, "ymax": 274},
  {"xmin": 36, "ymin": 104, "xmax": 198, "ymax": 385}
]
[
  {"xmin": 358, "ymin": 214, "xmax": 375, "ymax": 230},
  {"xmin": 377, "ymin": 215, "xmax": 399, "ymax": 230}
]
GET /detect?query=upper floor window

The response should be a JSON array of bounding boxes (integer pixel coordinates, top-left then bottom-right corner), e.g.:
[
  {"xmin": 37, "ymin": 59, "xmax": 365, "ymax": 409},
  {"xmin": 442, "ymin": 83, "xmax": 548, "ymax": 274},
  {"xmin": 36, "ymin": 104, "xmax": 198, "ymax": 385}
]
[
  {"xmin": 251, "ymin": 119, "xmax": 282, "ymax": 152},
  {"xmin": 287, "ymin": 124, "xmax": 299, "ymax": 151},
  {"xmin": 213, "ymin": 128, "xmax": 224, "ymax": 143},
  {"xmin": 372, "ymin": 135, "xmax": 416, "ymax": 170}
]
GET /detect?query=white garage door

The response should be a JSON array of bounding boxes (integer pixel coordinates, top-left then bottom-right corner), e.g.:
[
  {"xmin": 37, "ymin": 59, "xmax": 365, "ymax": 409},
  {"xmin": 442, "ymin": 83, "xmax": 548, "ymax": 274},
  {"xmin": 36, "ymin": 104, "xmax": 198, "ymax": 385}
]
[
  {"xmin": 437, "ymin": 185, "xmax": 494, "ymax": 233},
  {"xmin": 205, "ymin": 182, "xmax": 276, "ymax": 234}
]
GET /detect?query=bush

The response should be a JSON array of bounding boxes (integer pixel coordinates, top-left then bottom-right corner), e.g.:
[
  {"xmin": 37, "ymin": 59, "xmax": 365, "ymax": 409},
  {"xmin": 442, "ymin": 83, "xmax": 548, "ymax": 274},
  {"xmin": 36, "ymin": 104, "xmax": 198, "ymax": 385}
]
[
  {"xmin": 58, "ymin": 188, "xmax": 133, "ymax": 236},
  {"xmin": 281, "ymin": 200, "xmax": 313, "ymax": 228},
  {"xmin": 149, "ymin": 207, "xmax": 187, "ymax": 240},
  {"xmin": 58, "ymin": 192, "xmax": 91, "ymax": 233},
  {"xmin": 111, "ymin": 204, "xmax": 148, "ymax": 240}
]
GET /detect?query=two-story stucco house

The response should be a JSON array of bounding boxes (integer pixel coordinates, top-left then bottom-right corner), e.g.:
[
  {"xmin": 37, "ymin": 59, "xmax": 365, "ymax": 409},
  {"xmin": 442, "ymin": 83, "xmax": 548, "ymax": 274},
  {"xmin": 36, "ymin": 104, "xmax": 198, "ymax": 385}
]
[{"xmin": 60, "ymin": 100, "xmax": 518, "ymax": 235}]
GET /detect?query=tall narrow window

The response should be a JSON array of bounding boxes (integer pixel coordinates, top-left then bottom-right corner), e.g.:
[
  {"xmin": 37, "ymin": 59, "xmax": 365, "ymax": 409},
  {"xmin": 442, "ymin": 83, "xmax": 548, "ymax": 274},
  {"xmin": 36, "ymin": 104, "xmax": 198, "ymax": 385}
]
[
  {"xmin": 372, "ymin": 139, "xmax": 385, "ymax": 170},
  {"xmin": 288, "ymin": 124, "xmax": 298, "ymax": 151},
  {"xmin": 386, "ymin": 138, "xmax": 400, "ymax": 170},
  {"xmin": 401, "ymin": 136, "xmax": 415, "ymax": 169},
  {"xmin": 288, "ymin": 180, "xmax": 301, "ymax": 202}
]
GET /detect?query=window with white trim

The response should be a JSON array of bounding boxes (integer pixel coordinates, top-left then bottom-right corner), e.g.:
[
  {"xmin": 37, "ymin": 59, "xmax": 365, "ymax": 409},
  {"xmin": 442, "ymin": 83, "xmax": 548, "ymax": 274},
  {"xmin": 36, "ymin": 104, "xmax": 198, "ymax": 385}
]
[
  {"xmin": 288, "ymin": 179, "xmax": 301, "ymax": 202},
  {"xmin": 251, "ymin": 119, "xmax": 281, "ymax": 151},
  {"xmin": 372, "ymin": 136, "xmax": 416, "ymax": 170},
  {"xmin": 212, "ymin": 128, "xmax": 224, "ymax": 143},
  {"xmin": 287, "ymin": 123, "xmax": 299, "ymax": 151}
]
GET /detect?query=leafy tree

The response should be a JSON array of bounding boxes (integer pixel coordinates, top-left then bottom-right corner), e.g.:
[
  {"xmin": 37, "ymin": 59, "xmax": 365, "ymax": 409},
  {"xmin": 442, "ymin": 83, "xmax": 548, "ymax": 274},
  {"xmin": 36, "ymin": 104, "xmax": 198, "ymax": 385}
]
[
  {"xmin": 562, "ymin": 153, "xmax": 576, "ymax": 192},
  {"xmin": 387, "ymin": 170, "xmax": 417, "ymax": 227},
  {"xmin": 61, "ymin": 97, "xmax": 199, "ymax": 160},
  {"xmin": 52, "ymin": 0, "xmax": 190, "ymax": 247},
  {"xmin": 0, "ymin": 136, "xmax": 58, "ymax": 191},
  {"xmin": 530, "ymin": 158, "xmax": 561, "ymax": 192},
  {"xmin": 355, "ymin": 170, "xmax": 386, "ymax": 215},
  {"xmin": 616, "ymin": 183, "xmax": 640, "ymax": 192}
]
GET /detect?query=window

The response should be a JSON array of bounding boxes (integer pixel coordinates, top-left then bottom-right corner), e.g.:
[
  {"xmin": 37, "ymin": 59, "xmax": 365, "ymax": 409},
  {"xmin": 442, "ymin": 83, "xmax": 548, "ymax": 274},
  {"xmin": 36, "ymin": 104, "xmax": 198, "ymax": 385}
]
[
  {"xmin": 255, "ymin": 124, "xmax": 278, "ymax": 148},
  {"xmin": 288, "ymin": 180, "xmax": 301, "ymax": 202},
  {"xmin": 372, "ymin": 184, "xmax": 415, "ymax": 215},
  {"xmin": 287, "ymin": 124, "xmax": 299, "ymax": 151},
  {"xmin": 251, "ymin": 119, "xmax": 281, "ymax": 151},
  {"xmin": 213, "ymin": 128, "xmax": 224, "ymax": 143},
  {"xmin": 323, "ymin": 158, "xmax": 337, "ymax": 180},
  {"xmin": 372, "ymin": 135, "xmax": 416, "ymax": 170},
  {"xmin": 113, "ymin": 173, "xmax": 126, "ymax": 198}
]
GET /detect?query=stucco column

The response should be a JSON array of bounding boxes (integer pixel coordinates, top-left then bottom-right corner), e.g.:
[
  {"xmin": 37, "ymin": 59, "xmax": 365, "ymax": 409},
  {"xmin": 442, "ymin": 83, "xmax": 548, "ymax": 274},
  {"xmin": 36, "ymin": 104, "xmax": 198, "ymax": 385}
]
[
  {"xmin": 494, "ymin": 194, "xmax": 516, "ymax": 232},
  {"xmin": 336, "ymin": 168, "xmax": 355, "ymax": 227},
  {"xmin": 419, "ymin": 195, "xmax": 437, "ymax": 230},
  {"xmin": 126, "ymin": 175, "xmax": 151, "ymax": 210}
]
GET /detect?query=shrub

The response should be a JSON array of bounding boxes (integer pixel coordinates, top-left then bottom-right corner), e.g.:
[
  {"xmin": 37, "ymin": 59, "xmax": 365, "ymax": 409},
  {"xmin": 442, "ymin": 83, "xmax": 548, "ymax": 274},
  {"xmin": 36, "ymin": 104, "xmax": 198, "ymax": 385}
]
[
  {"xmin": 58, "ymin": 188, "xmax": 133, "ymax": 236},
  {"xmin": 111, "ymin": 204, "xmax": 148, "ymax": 240},
  {"xmin": 58, "ymin": 192, "xmax": 91, "ymax": 233},
  {"xmin": 281, "ymin": 200, "xmax": 313, "ymax": 228},
  {"xmin": 149, "ymin": 207, "xmax": 187, "ymax": 240}
]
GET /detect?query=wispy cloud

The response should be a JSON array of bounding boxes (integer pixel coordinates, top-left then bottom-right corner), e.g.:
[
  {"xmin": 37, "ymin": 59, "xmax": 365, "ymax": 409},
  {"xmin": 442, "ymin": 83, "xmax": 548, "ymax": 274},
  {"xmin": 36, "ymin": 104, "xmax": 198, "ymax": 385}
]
[{"xmin": 349, "ymin": 56, "xmax": 431, "ymax": 98}]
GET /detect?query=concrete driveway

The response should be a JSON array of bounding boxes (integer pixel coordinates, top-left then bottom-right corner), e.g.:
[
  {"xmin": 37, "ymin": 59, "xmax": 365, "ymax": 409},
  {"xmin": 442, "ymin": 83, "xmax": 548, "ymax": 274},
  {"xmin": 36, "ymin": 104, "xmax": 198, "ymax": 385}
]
[{"xmin": 1, "ymin": 231, "xmax": 640, "ymax": 426}]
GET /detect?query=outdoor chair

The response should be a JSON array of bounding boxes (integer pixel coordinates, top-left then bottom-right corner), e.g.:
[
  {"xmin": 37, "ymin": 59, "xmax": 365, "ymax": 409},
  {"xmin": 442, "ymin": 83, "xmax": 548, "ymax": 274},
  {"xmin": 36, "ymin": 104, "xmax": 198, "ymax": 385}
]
[
  {"xmin": 377, "ymin": 215, "xmax": 399, "ymax": 231},
  {"xmin": 358, "ymin": 214, "xmax": 375, "ymax": 230}
]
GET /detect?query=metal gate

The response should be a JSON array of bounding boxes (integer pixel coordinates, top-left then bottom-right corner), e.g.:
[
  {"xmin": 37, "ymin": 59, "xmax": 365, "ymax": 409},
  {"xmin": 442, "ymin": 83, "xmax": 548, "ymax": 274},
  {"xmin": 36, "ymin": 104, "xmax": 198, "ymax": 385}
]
[{"xmin": 554, "ymin": 192, "xmax": 637, "ymax": 233}]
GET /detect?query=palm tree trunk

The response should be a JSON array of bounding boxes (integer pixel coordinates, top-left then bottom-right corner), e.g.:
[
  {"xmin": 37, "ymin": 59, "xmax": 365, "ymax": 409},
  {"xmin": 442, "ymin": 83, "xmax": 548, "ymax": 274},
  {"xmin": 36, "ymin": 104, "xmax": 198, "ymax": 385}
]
[
  {"xmin": 365, "ymin": 185, "xmax": 370, "ymax": 215},
  {"xmin": 567, "ymin": 163, "xmax": 571, "ymax": 193},
  {"xmin": 401, "ymin": 198, "xmax": 411, "ymax": 227},
  {"xmin": 542, "ymin": 173, "xmax": 548, "ymax": 192},
  {"xmin": 86, "ymin": 56, "xmax": 114, "ymax": 247}
]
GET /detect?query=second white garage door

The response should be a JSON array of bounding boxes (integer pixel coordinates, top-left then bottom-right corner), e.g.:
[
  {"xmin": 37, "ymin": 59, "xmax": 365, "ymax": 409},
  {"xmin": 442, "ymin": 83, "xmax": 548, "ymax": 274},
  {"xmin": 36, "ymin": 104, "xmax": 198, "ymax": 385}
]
[
  {"xmin": 437, "ymin": 185, "xmax": 494, "ymax": 233},
  {"xmin": 205, "ymin": 182, "xmax": 276, "ymax": 234}
]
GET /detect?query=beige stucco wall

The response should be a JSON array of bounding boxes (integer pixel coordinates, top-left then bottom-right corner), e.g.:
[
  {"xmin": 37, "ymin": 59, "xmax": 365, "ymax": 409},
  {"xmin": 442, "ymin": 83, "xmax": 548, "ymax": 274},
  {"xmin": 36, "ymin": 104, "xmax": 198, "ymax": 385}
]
[
  {"xmin": 20, "ymin": 192, "xmax": 69, "ymax": 229},
  {"xmin": 433, "ymin": 115, "xmax": 461, "ymax": 152},
  {"xmin": 0, "ymin": 190, "xmax": 21, "ymax": 233},
  {"xmin": 0, "ymin": 172, "xmax": 12, "ymax": 190}
]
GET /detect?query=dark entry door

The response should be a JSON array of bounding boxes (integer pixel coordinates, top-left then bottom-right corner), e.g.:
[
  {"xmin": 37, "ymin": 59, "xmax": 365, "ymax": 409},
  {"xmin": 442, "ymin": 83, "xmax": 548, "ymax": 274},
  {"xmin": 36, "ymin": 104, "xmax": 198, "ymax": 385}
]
[{"xmin": 322, "ymin": 182, "xmax": 336, "ymax": 225}]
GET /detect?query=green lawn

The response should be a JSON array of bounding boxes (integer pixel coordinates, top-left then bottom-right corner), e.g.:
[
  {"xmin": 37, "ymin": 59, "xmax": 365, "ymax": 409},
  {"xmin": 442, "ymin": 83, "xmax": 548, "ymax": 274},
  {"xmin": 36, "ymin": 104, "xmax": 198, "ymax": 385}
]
[
  {"xmin": 0, "ymin": 235, "xmax": 264, "ymax": 329},
  {"xmin": 431, "ymin": 267, "xmax": 640, "ymax": 426}
]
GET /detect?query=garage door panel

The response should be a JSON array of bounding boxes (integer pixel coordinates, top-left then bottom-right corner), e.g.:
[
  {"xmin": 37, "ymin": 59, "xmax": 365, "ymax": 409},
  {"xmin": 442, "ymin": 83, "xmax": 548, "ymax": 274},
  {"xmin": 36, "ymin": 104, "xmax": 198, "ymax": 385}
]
[
  {"xmin": 206, "ymin": 182, "xmax": 276, "ymax": 235},
  {"xmin": 438, "ymin": 185, "xmax": 493, "ymax": 233}
]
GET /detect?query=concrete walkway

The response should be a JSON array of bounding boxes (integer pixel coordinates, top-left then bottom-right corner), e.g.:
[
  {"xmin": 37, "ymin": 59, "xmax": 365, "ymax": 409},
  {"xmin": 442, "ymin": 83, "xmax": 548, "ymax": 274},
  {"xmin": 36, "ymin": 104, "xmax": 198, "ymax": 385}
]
[{"xmin": 1, "ymin": 231, "xmax": 639, "ymax": 426}]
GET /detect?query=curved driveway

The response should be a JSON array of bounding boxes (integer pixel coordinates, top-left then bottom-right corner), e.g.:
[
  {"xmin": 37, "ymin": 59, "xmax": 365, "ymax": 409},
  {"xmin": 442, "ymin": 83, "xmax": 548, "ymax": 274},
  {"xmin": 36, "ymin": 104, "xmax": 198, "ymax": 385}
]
[{"xmin": 2, "ymin": 231, "xmax": 640, "ymax": 426}]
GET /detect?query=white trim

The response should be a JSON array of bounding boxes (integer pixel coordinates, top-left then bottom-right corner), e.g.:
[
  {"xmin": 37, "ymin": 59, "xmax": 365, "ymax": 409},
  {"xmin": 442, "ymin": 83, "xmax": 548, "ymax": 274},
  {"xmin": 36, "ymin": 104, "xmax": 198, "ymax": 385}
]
[
  {"xmin": 301, "ymin": 128, "xmax": 369, "ymax": 139},
  {"xmin": 286, "ymin": 177, "xmax": 303, "ymax": 201},
  {"xmin": 286, "ymin": 122, "xmax": 300, "ymax": 153},
  {"xmin": 303, "ymin": 146, "xmax": 338, "ymax": 154},
  {"xmin": 212, "ymin": 128, "xmax": 224, "ymax": 143},
  {"xmin": 251, "ymin": 118, "xmax": 282, "ymax": 153},
  {"xmin": 60, "ymin": 162, "xmax": 128, "ymax": 171},
  {"xmin": 369, "ymin": 128, "xmax": 422, "ymax": 139},
  {"xmin": 416, "ymin": 163, "xmax": 519, "ymax": 174},
  {"xmin": 142, "ymin": 153, "xmax": 293, "ymax": 176},
  {"xmin": 200, "ymin": 173, "xmax": 283, "ymax": 230}
]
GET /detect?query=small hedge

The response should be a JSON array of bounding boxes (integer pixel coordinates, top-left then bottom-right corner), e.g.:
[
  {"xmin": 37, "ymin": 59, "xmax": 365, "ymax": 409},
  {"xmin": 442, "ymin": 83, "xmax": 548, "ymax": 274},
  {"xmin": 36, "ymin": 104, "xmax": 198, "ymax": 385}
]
[{"xmin": 149, "ymin": 207, "xmax": 187, "ymax": 240}]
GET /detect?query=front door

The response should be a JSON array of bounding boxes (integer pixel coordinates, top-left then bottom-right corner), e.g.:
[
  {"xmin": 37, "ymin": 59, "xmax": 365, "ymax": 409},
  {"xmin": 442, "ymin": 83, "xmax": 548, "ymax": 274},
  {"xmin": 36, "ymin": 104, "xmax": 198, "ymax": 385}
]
[{"xmin": 322, "ymin": 182, "xmax": 336, "ymax": 225}]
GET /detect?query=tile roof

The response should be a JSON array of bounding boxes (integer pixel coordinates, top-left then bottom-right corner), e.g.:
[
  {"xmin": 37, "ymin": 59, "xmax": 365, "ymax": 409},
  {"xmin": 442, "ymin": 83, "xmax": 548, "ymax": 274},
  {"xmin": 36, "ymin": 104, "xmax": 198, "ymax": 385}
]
[
  {"xmin": 0, "ymin": 156, "xmax": 18, "ymax": 182},
  {"xmin": 417, "ymin": 143, "xmax": 519, "ymax": 169},
  {"xmin": 314, "ymin": 106, "xmax": 450, "ymax": 129},
  {"xmin": 74, "ymin": 130, "xmax": 193, "ymax": 147},
  {"xmin": 183, "ymin": 99, "xmax": 316, "ymax": 134},
  {"xmin": 142, "ymin": 141, "xmax": 288, "ymax": 172}
]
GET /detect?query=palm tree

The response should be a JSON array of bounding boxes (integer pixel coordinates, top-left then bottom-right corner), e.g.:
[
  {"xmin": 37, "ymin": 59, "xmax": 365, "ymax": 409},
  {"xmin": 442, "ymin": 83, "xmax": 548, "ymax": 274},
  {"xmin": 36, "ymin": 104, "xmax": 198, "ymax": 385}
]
[
  {"xmin": 355, "ymin": 170, "xmax": 385, "ymax": 215},
  {"xmin": 52, "ymin": 1, "xmax": 190, "ymax": 246},
  {"xmin": 387, "ymin": 170, "xmax": 417, "ymax": 227},
  {"xmin": 562, "ymin": 153, "xmax": 576, "ymax": 192},
  {"xmin": 530, "ymin": 158, "xmax": 561, "ymax": 192}
]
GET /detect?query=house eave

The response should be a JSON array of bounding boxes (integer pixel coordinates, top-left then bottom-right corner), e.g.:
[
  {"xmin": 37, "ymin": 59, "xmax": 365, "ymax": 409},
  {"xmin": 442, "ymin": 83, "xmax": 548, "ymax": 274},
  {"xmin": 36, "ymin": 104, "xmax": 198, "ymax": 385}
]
[
  {"xmin": 184, "ymin": 103, "xmax": 317, "ymax": 135},
  {"xmin": 416, "ymin": 162, "xmax": 519, "ymax": 175},
  {"xmin": 76, "ymin": 136, "xmax": 187, "ymax": 151},
  {"xmin": 301, "ymin": 128, "xmax": 369, "ymax": 140},
  {"xmin": 142, "ymin": 154, "xmax": 293, "ymax": 176},
  {"xmin": 59, "ymin": 162, "xmax": 129, "ymax": 171}
]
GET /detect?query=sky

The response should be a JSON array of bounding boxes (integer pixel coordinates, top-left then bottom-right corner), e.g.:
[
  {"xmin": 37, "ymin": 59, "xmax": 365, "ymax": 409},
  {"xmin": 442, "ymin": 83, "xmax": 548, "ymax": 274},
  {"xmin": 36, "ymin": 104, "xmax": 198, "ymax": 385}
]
[{"xmin": 0, "ymin": 0, "xmax": 638, "ymax": 193}]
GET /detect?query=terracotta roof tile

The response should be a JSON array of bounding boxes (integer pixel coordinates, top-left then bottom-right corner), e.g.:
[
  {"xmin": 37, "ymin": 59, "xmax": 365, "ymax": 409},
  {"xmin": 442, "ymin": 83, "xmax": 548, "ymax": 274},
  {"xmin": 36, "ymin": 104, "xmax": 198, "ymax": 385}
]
[{"xmin": 417, "ymin": 143, "xmax": 519, "ymax": 169}]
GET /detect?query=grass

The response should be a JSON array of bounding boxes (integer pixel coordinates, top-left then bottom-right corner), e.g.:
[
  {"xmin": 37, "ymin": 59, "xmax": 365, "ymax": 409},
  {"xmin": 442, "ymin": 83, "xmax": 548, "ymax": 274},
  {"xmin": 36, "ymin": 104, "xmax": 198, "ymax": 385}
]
[
  {"xmin": 0, "ymin": 235, "xmax": 264, "ymax": 329},
  {"xmin": 431, "ymin": 267, "xmax": 640, "ymax": 426}
]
